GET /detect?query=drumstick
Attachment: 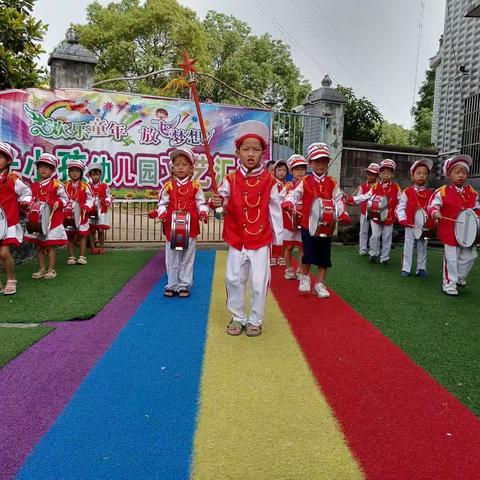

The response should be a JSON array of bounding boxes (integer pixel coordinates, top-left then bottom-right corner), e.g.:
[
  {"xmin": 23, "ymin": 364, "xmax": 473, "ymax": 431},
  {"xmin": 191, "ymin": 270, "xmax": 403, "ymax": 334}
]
[
  {"xmin": 47, "ymin": 204, "xmax": 57, "ymax": 232},
  {"xmin": 440, "ymin": 216, "xmax": 464, "ymax": 224}
]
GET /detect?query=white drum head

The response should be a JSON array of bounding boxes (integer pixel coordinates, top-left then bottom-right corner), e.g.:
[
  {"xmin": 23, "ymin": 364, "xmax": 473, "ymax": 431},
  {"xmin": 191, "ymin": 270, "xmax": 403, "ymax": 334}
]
[
  {"xmin": 309, "ymin": 198, "xmax": 322, "ymax": 236},
  {"xmin": 0, "ymin": 205, "xmax": 7, "ymax": 240},
  {"xmin": 413, "ymin": 209, "xmax": 426, "ymax": 240},
  {"xmin": 39, "ymin": 202, "xmax": 52, "ymax": 236},
  {"xmin": 72, "ymin": 201, "xmax": 82, "ymax": 229},
  {"xmin": 378, "ymin": 196, "xmax": 389, "ymax": 222},
  {"xmin": 455, "ymin": 209, "xmax": 479, "ymax": 248}
]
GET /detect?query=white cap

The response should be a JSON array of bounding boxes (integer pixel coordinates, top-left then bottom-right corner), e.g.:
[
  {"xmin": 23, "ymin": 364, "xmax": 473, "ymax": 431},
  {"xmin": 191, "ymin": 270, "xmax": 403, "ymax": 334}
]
[
  {"xmin": 0, "ymin": 142, "xmax": 14, "ymax": 162},
  {"xmin": 443, "ymin": 154, "xmax": 472, "ymax": 177},
  {"xmin": 35, "ymin": 153, "xmax": 58, "ymax": 168},
  {"xmin": 307, "ymin": 142, "xmax": 330, "ymax": 162},
  {"xmin": 87, "ymin": 162, "xmax": 103, "ymax": 174},
  {"xmin": 67, "ymin": 159, "xmax": 86, "ymax": 171},
  {"xmin": 288, "ymin": 154, "xmax": 308, "ymax": 171},
  {"xmin": 365, "ymin": 162, "xmax": 380, "ymax": 174},
  {"xmin": 169, "ymin": 148, "xmax": 196, "ymax": 166},
  {"xmin": 379, "ymin": 159, "xmax": 396, "ymax": 171},
  {"xmin": 410, "ymin": 158, "xmax": 433, "ymax": 175},
  {"xmin": 234, "ymin": 120, "xmax": 269, "ymax": 149}
]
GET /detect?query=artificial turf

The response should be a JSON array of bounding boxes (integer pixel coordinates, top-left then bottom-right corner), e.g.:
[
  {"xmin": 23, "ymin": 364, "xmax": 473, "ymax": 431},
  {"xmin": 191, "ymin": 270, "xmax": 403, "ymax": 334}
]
[
  {"xmin": 0, "ymin": 248, "xmax": 156, "ymax": 323},
  {"xmin": 323, "ymin": 245, "xmax": 480, "ymax": 417},
  {"xmin": 0, "ymin": 327, "xmax": 53, "ymax": 368}
]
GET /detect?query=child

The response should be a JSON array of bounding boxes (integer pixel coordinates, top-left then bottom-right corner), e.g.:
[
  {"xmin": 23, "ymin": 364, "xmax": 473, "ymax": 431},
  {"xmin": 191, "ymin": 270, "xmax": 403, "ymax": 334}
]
[
  {"xmin": 64, "ymin": 159, "xmax": 94, "ymax": 265},
  {"xmin": 210, "ymin": 120, "xmax": 283, "ymax": 336},
  {"xmin": 87, "ymin": 163, "xmax": 113, "ymax": 254},
  {"xmin": 271, "ymin": 159, "xmax": 289, "ymax": 266},
  {"xmin": 266, "ymin": 160, "xmax": 275, "ymax": 174},
  {"xmin": 282, "ymin": 154, "xmax": 308, "ymax": 280},
  {"xmin": 428, "ymin": 155, "xmax": 480, "ymax": 296},
  {"xmin": 353, "ymin": 163, "xmax": 379, "ymax": 255},
  {"xmin": 348, "ymin": 159, "xmax": 401, "ymax": 265},
  {"xmin": 283, "ymin": 143, "xmax": 350, "ymax": 298},
  {"xmin": 25, "ymin": 153, "xmax": 68, "ymax": 279},
  {"xmin": 150, "ymin": 148, "xmax": 208, "ymax": 298},
  {"xmin": 396, "ymin": 158, "xmax": 434, "ymax": 278},
  {"xmin": 0, "ymin": 142, "xmax": 31, "ymax": 295}
]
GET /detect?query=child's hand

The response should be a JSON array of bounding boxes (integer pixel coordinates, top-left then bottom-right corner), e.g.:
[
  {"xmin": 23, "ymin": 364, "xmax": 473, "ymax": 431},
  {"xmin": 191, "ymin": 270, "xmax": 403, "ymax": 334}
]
[
  {"xmin": 210, "ymin": 194, "xmax": 223, "ymax": 208},
  {"xmin": 432, "ymin": 211, "xmax": 442, "ymax": 220},
  {"xmin": 52, "ymin": 201, "xmax": 60, "ymax": 211},
  {"xmin": 281, "ymin": 201, "xmax": 294, "ymax": 211},
  {"xmin": 199, "ymin": 212, "xmax": 209, "ymax": 223}
]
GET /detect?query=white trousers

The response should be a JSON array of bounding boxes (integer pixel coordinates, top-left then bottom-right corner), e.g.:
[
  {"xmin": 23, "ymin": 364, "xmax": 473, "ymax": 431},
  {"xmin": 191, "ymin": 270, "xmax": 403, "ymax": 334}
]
[
  {"xmin": 225, "ymin": 245, "xmax": 270, "ymax": 327},
  {"xmin": 165, "ymin": 239, "xmax": 196, "ymax": 291},
  {"xmin": 369, "ymin": 223, "xmax": 393, "ymax": 262},
  {"xmin": 443, "ymin": 244, "xmax": 477, "ymax": 289},
  {"xmin": 359, "ymin": 213, "xmax": 370, "ymax": 253},
  {"xmin": 402, "ymin": 227, "xmax": 428, "ymax": 273}
]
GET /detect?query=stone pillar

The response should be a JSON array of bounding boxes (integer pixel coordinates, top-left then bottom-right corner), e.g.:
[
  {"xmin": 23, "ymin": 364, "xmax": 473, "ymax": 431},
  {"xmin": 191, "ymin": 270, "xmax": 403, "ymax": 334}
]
[
  {"xmin": 302, "ymin": 75, "xmax": 347, "ymax": 181},
  {"xmin": 48, "ymin": 27, "xmax": 98, "ymax": 89}
]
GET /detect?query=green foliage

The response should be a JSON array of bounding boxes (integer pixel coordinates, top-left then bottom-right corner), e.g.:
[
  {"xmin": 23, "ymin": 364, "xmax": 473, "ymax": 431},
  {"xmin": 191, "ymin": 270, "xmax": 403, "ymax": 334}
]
[
  {"xmin": 410, "ymin": 68, "xmax": 435, "ymax": 148},
  {"xmin": 0, "ymin": 0, "xmax": 48, "ymax": 89},
  {"xmin": 336, "ymin": 85, "xmax": 383, "ymax": 142},
  {"xmin": 379, "ymin": 122, "xmax": 411, "ymax": 147}
]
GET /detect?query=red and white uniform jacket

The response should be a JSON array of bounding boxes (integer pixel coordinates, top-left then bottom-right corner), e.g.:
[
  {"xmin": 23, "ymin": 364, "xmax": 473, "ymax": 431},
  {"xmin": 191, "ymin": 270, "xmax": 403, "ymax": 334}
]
[
  {"xmin": 217, "ymin": 165, "xmax": 283, "ymax": 250},
  {"xmin": 427, "ymin": 184, "xmax": 480, "ymax": 246},
  {"xmin": 282, "ymin": 179, "xmax": 303, "ymax": 232},
  {"xmin": 353, "ymin": 181, "xmax": 401, "ymax": 226},
  {"xmin": 157, "ymin": 177, "xmax": 208, "ymax": 241},
  {"xmin": 0, "ymin": 170, "xmax": 31, "ymax": 246},
  {"xmin": 355, "ymin": 182, "xmax": 374, "ymax": 216},
  {"xmin": 285, "ymin": 172, "xmax": 349, "ymax": 233},
  {"xmin": 396, "ymin": 185, "xmax": 434, "ymax": 225},
  {"xmin": 30, "ymin": 178, "xmax": 69, "ymax": 231},
  {"xmin": 64, "ymin": 180, "xmax": 94, "ymax": 228},
  {"xmin": 88, "ymin": 181, "xmax": 112, "ymax": 214}
]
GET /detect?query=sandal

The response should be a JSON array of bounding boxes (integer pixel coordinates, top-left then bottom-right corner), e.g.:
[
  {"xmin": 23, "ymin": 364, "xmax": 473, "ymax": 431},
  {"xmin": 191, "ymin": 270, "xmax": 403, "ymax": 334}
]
[
  {"xmin": 32, "ymin": 270, "xmax": 47, "ymax": 279},
  {"xmin": 3, "ymin": 279, "xmax": 17, "ymax": 295},
  {"xmin": 178, "ymin": 289, "xmax": 190, "ymax": 298},
  {"xmin": 67, "ymin": 256, "xmax": 77, "ymax": 265},
  {"xmin": 164, "ymin": 289, "xmax": 177, "ymax": 297},
  {"xmin": 76, "ymin": 256, "xmax": 87, "ymax": 265},
  {"xmin": 43, "ymin": 270, "xmax": 57, "ymax": 280},
  {"xmin": 89, "ymin": 247, "xmax": 98, "ymax": 255},
  {"xmin": 98, "ymin": 247, "xmax": 106, "ymax": 254},
  {"xmin": 245, "ymin": 323, "xmax": 262, "ymax": 337},
  {"xmin": 227, "ymin": 320, "xmax": 244, "ymax": 336}
]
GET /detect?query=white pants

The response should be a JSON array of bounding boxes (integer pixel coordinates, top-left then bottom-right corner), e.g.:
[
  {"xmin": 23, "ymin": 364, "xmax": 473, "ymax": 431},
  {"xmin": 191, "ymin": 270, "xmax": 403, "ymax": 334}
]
[
  {"xmin": 369, "ymin": 223, "xmax": 393, "ymax": 262},
  {"xmin": 165, "ymin": 239, "xmax": 196, "ymax": 291},
  {"xmin": 225, "ymin": 245, "xmax": 270, "ymax": 327},
  {"xmin": 359, "ymin": 214, "xmax": 370, "ymax": 253},
  {"xmin": 443, "ymin": 244, "xmax": 477, "ymax": 289},
  {"xmin": 402, "ymin": 227, "xmax": 428, "ymax": 273}
]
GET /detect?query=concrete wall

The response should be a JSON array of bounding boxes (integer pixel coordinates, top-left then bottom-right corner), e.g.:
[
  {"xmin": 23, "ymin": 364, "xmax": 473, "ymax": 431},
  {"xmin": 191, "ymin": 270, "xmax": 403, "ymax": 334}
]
[{"xmin": 50, "ymin": 60, "xmax": 96, "ymax": 90}]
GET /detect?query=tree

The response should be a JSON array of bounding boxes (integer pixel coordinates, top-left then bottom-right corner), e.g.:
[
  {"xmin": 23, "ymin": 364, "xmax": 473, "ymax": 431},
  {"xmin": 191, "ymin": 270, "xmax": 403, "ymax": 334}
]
[
  {"xmin": 379, "ymin": 122, "xmax": 410, "ymax": 146},
  {"xmin": 336, "ymin": 85, "xmax": 383, "ymax": 142},
  {"xmin": 0, "ymin": 0, "xmax": 47, "ymax": 90},
  {"xmin": 410, "ymin": 68, "xmax": 435, "ymax": 148}
]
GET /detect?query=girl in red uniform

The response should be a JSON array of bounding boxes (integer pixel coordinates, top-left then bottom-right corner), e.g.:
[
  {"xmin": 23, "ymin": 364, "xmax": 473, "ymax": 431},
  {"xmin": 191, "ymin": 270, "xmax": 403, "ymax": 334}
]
[
  {"xmin": 271, "ymin": 159, "xmax": 288, "ymax": 267},
  {"xmin": 428, "ymin": 155, "xmax": 480, "ymax": 295},
  {"xmin": 64, "ymin": 160, "xmax": 94, "ymax": 265},
  {"xmin": 0, "ymin": 142, "xmax": 31, "ymax": 295},
  {"xmin": 25, "ymin": 153, "xmax": 68, "ymax": 279},
  {"xmin": 87, "ymin": 163, "xmax": 113, "ymax": 254}
]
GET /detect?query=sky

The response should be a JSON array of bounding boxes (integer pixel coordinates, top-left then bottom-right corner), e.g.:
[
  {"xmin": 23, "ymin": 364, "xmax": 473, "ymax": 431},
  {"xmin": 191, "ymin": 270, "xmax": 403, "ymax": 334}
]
[{"xmin": 33, "ymin": 0, "xmax": 446, "ymax": 128}]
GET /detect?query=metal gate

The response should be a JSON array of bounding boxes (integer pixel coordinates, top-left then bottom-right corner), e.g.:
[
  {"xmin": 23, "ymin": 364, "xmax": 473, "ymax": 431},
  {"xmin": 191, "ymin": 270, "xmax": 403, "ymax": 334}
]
[{"xmin": 461, "ymin": 93, "xmax": 480, "ymax": 177}]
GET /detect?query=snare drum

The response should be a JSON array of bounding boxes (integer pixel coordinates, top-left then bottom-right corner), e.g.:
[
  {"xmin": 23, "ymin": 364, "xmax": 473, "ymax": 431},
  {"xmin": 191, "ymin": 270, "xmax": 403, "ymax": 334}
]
[
  {"xmin": 308, "ymin": 198, "xmax": 336, "ymax": 237},
  {"xmin": 413, "ymin": 209, "xmax": 436, "ymax": 240},
  {"xmin": 454, "ymin": 209, "xmax": 480, "ymax": 248},
  {"xmin": 89, "ymin": 198, "xmax": 101, "ymax": 220},
  {"xmin": 26, "ymin": 200, "xmax": 51, "ymax": 236},
  {"xmin": 170, "ymin": 211, "xmax": 190, "ymax": 250},
  {"xmin": 0, "ymin": 205, "xmax": 7, "ymax": 240},
  {"xmin": 367, "ymin": 195, "xmax": 389, "ymax": 223},
  {"xmin": 290, "ymin": 204, "xmax": 303, "ymax": 230},
  {"xmin": 63, "ymin": 201, "xmax": 82, "ymax": 230}
]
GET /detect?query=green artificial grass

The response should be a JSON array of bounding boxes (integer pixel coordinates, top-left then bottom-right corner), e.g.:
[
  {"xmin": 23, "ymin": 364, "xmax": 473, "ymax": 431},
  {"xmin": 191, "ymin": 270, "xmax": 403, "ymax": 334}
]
[
  {"xmin": 324, "ymin": 245, "xmax": 480, "ymax": 416},
  {"xmin": 0, "ymin": 326, "xmax": 53, "ymax": 367},
  {"xmin": 0, "ymin": 248, "xmax": 156, "ymax": 323}
]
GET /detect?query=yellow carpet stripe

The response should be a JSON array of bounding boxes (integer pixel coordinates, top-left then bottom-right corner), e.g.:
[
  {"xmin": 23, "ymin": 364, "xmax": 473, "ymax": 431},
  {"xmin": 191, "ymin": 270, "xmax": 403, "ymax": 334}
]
[{"xmin": 191, "ymin": 251, "xmax": 364, "ymax": 479}]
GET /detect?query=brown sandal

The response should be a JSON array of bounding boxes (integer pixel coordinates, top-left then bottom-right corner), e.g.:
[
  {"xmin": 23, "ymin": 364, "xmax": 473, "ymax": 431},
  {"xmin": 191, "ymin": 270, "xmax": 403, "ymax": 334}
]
[
  {"xmin": 164, "ymin": 289, "xmax": 177, "ymax": 297},
  {"xmin": 178, "ymin": 289, "xmax": 190, "ymax": 298},
  {"xmin": 227, "ymin": 320, "xmax": 243, "ymax": 336},
  {"xmin": 245, "ymin": 323, "xmax": 262, "ymax": 337}
]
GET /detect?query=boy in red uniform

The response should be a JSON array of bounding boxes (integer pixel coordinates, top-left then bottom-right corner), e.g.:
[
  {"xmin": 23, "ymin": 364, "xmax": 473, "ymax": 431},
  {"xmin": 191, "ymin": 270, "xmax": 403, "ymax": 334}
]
[
  {"xmin": 210, "ymin": 120, "xmax": 283, "ymax": 337},
  {"xmin": 271, "ymin": 159, "xmax": 288, "ymax": 266},
  {"xmin": 428, "ymin": 155, "xmax": 480, "ymax": 296},
  {"xmin": 396, "ymin": 158, "xmax": 434, "ymax": 278},
  {"xmin": 0, "ymin": 142, "xmax": 31, "ymax": 295},
  {"xmin": 87, "ymin": 163, "xmax": 113, "ymax": 254},
  {"xmin": 349, "ymin": 159, "xmax": 402, "ymax": 265},
  {"xmin": 282, "ymin": 154, "xmax": 308, "ymax": 280},
  {"xmin": 64, "ymin": 159, "xmax": 94, "ymax": 265},
  {"xmin": 25, "ymin": 153, "xmax": 69, "ymax": 279},
  {"xmin": 283, "ymin": 143, "xmax": 350, "ymax": 298},
  {"xmin": 353, "ymin": 163, "xmax": 379, "ymax": 255},
  {"xmin": 150, "ymin": 148, "xmax": 208, "ymax": 298}
]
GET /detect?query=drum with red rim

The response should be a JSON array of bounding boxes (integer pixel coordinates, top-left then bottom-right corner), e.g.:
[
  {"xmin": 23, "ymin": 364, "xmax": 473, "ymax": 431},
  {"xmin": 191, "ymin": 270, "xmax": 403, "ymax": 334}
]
[
  {"xmin": 170, "ymin": 211, "xmax": 190, "ymax": 250},
  {"xmin": 367, "ymin": 195, "xmax": 389, "ymax": 223},
  {"xmin": 413, "ymin": 209, "xmax": 436, "ymax": 240},
  {"xmin": 26, "ymin": 200, "xmax": 51, "ymax": 236},
  {"xmin": 454, "ymin": 209, "xmax": 480, "ymax": 248},
  {"xmin": 308, "ymin": 198, "xmax": 336, "ymax": 237},
  {"xmin": 63, "ymin": 201, "xmax": 81, "ymax": 230},
  {"xmin": 291, "ymin": 204, "xmax": 303, "ymax": 230},
  {"xmin": 0, "ymin": 205, "xmax": 7, "ymax": 240}
]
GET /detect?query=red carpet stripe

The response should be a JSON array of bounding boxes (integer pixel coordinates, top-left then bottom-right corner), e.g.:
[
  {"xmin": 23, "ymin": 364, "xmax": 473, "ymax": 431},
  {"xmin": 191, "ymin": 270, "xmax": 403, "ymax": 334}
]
[{"xmin": 270, "ymin": 266, "xmax": 480, "ymax": 480}]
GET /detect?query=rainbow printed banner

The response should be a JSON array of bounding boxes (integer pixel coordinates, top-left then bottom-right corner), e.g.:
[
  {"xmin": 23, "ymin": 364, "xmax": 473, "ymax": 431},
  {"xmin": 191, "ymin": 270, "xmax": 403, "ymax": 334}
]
[{"xmin": 0, "ymin": 88, "xmax": 272, "ymax": 190}]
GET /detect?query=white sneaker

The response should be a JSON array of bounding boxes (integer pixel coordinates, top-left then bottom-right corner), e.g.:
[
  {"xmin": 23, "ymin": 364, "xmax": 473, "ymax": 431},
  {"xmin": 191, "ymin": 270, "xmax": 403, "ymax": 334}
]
[
  {"xmin": 359, "ymin": 250, "xmax": 368, "ymax": 256},
  {"xmin": 284, "ymin": 267, "xmax": 296, "ymax": 280},
  {"xmin": 270, "ymin": 257, "xmax": 277, "ymax": 266},
  {"xmin": 298, "ymin": 274, "xmax": 311, "ymax": 294},
  {"xmin": 443, "ymin": 285, "xmax": 459, "ymax": 296},
  {"xmin": 313, "ymin": 282, "xmax": 331, "ymax": 298},
  {"xmin": 295, "ymin": 268, "xmax": 303, "ymax": 280}
]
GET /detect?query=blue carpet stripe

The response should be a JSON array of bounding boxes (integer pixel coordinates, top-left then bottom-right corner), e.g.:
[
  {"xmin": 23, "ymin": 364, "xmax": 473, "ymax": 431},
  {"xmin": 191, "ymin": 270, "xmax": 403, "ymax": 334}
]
[{"xmin": 17, "ymin": 250, "xmax": 216, "ymax": 480}]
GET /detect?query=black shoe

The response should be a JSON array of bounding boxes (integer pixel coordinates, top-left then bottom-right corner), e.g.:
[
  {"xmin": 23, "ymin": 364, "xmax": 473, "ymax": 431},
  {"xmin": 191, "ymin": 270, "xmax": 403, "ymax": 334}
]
[{"xmin": 369, "ymin": 255, "xmax": 378, "ymax": 263}]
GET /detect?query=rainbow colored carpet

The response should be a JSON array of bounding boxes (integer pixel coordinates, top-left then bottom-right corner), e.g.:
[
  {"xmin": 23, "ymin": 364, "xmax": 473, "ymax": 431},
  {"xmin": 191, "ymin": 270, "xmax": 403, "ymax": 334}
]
[{"xmin": 1, "ymin": 250, "xmax": 479, "ymax": 479}]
